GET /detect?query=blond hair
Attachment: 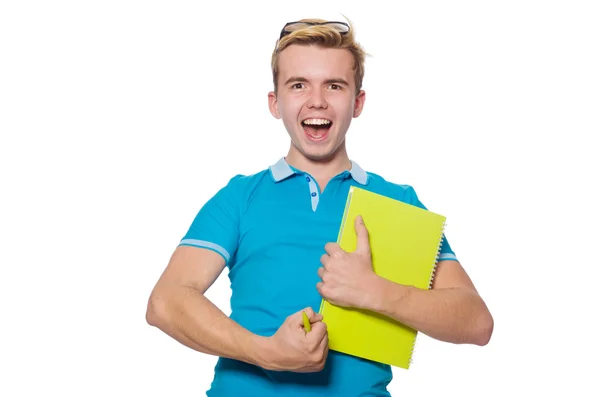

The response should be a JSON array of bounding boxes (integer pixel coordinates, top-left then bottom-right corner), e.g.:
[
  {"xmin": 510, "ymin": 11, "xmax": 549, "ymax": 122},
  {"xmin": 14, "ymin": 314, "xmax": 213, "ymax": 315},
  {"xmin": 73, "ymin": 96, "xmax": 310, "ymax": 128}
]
[{"xmin": 271, "ymin": 18, "xmax": 367, "ymax": 95}]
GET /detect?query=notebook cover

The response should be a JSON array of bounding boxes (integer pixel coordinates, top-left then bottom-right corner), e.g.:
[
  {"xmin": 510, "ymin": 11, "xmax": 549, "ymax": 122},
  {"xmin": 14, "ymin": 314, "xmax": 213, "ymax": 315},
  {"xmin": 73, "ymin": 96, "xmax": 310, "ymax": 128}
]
[{"xmin": 319, "ymin": 186, "xmax": 446, "ymax": 369}]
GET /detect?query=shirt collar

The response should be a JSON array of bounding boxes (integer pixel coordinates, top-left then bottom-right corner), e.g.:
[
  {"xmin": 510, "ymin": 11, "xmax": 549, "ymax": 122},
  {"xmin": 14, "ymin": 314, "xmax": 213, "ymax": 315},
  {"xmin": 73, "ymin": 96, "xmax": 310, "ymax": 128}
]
[{"xmin": 268, "ymin": 157, "xmax": 369, "ymax": 185}]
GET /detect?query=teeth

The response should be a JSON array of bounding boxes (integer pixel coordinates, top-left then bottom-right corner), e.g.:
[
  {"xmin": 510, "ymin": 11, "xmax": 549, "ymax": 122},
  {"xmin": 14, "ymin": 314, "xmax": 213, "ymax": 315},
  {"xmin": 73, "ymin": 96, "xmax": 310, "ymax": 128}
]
[{"xmin": 303, "ymin": 118, "xmax": 331, "ymax": 126}]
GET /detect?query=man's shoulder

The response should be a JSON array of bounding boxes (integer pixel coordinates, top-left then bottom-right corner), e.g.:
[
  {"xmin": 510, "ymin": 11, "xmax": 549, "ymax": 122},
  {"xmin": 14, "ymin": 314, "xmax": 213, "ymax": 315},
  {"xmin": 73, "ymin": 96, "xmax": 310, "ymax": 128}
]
[
  {"xmin": 365, "ymin": 170, "xmax": 418, "ymax": 202},
  {"xmin": 220, "ymin": 167, "xmax": 272, "ymax": 192},
  {"xmin": 366, "ymin": 170, "xmax": 414, "ymax": 190}
]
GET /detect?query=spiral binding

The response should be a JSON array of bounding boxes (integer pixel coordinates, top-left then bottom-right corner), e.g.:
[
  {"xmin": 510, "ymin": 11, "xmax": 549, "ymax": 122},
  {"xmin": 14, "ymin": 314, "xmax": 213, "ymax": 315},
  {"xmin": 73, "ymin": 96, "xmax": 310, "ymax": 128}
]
[
  {"xmin": 408, "ymin": 332, "xmax": 420, "ymax": 368},
  {"xmin": 407, "ymin": 220, "xmax": 447, "ymax": 368},
  {"xmin": 428, "ymin": 220, "xmax": 447, "ymax": 290}
]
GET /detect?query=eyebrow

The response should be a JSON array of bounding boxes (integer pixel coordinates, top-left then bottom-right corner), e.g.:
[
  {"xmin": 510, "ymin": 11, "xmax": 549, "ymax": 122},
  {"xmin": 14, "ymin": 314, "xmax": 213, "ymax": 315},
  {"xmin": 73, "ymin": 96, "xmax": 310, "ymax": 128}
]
[{"xmin": 284, "ymin": 76, "xmax": 350, "ymax": 86}]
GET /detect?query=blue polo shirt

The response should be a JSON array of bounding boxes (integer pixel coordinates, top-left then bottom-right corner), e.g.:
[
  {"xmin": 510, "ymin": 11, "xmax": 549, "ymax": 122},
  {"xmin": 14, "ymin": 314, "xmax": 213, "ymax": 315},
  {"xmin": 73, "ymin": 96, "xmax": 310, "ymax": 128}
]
[{"xmin": 179, "ymin": 157, "xmax": 458, "ymax": 397}]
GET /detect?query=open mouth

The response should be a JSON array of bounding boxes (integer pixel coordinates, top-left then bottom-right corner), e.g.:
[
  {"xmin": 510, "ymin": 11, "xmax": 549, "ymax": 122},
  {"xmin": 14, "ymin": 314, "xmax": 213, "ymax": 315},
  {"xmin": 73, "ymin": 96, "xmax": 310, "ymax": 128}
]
[{"xmin": 301, "ymin": 118, "xmax": 332, "ymax": 141}]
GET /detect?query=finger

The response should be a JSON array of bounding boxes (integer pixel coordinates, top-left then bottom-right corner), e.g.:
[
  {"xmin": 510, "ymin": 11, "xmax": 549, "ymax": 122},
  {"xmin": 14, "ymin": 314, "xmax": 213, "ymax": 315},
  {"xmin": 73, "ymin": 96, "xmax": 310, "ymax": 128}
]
[
  {"xmin": 317, "ymin": 266, "xmax": 325, "ymax": 279},
  {"xmin": 324, "ymin": 242, "xmax": 343, "ymax": 255},
  {"xmin": 291, "ymin": 308, "xmax": 311, "ymax": 328},
  {"xmin": 316, "ymin": 281, "xmax": 324, "ymax": 296},
  {"xmin": 309, "ymin": 320, "xmax": 328, "ymax": 341},
  {"xmin": 302, "ymin": 307, "xmax": 315, "ymax": 319},
  {"xmin": 319, "ymin": 253, "xmax": 329, "ymax": 267},
  {"xmin": 301, "ymin": 307, "xmax": 323, "ymax": 323},
  {"xmin": 314, "ymin": 333, "xmax": 329, "ymax": 364},
  {"xmin": 318, "ymin": 332, "xmax": 329, "ymax": 352},
  {"xmin": 354, "ymin": 215, "xmax": 371, "ymax": 256}
]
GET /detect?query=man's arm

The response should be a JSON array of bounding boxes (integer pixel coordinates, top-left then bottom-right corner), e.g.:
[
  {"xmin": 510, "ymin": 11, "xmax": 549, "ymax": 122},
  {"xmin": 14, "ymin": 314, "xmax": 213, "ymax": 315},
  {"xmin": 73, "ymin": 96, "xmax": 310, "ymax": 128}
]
[
  {"xmin": 146, "ymin": 246, "xmax": 268, "ymax": 365},
  {"xmin": 317, "ymin": 216, "xmax": 494, "ymax": 347},
  {"xmin": 366, "ymin": 259, "xmax": 494, "ymax": 346},
  {"xmin": 146, "ymin": 245, "xmax": 329, "ymax": 372}
]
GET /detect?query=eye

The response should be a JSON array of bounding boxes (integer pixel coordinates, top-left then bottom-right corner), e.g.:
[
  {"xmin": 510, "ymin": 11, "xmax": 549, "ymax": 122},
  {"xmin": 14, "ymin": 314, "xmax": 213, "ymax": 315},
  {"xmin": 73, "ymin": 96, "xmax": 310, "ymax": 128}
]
[
  {"xmin": 328, "ymin": 84, "xmax": 342, "ymax": 90},
  {"xmin": 291, "ymin": 83, "xmax": 305, "ymax": 89}
]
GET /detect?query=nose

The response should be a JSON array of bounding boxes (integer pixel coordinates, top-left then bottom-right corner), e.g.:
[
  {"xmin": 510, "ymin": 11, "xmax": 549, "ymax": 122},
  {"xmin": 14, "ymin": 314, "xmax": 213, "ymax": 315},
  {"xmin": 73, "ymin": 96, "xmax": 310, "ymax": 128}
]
[{"xmin": 306, "ymin": 88, "xmax": 328, "ymax": 109}]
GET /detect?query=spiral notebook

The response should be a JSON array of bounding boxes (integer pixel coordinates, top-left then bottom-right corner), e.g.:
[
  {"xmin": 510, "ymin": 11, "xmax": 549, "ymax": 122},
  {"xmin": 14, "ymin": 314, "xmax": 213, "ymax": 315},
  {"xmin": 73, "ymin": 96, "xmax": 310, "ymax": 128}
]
[{"xmin": 319, "ymin": 186, "xmax": 446, "ymax": 369}]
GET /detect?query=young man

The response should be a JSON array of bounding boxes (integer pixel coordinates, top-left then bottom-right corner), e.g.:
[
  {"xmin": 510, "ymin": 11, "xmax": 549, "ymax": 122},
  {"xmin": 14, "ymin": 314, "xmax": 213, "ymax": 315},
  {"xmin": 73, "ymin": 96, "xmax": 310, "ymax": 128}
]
[{"xmin": 146, "ymin": 18, "xmax": 493, "ymax": 396}]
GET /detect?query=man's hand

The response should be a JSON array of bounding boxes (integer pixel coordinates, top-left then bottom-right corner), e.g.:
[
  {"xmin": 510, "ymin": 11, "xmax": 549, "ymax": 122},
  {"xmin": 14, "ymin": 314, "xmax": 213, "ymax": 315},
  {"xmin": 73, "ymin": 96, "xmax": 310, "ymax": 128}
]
[
  {"xmin": 259, "ymin": 307, "xmax": 328, "ymax": 372},
  {"xmin": 316, "ymin": 215, "xmax": 380, "ymax": 309}
]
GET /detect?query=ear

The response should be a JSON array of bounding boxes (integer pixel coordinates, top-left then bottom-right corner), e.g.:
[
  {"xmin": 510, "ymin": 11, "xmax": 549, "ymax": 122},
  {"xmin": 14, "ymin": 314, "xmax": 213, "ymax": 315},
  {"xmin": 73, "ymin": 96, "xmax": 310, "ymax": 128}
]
[
  {"xmin": 268, "ymin": 91, "xmax": 281, "ymax": 119},
  {"xmin": 352, "ymin": 89, "xmax": 366, "ymax": 118}
]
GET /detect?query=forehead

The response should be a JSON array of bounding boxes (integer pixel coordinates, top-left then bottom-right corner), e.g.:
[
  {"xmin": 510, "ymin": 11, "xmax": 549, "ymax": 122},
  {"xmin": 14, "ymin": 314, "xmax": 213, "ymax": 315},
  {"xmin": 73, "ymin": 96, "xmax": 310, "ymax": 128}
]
[{"xmin": 277, "ymin": 44, "xmax": 355, "ymax": 84}]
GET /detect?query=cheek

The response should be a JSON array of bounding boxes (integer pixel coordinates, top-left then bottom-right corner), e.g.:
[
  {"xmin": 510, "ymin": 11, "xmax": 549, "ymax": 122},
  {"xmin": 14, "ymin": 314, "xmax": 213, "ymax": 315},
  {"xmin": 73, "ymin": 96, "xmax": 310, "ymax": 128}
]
[
  {"xmin": 330, "ymin": 95, "xmax": 354, "ymax": 110},
  {"xmin": 332, "ymin": 100, "xmax": 356, "ymax": 122},
  {"xmin": 278, "ymin": 100, "xmax": 301, "ymax": 120},
  {"xmin": 280, "ymin": 108, "xmax": 297, "ymax": 126},
  {"xmin": 278, "ymin": 105, "xmax": 301, "ymax": 132}
]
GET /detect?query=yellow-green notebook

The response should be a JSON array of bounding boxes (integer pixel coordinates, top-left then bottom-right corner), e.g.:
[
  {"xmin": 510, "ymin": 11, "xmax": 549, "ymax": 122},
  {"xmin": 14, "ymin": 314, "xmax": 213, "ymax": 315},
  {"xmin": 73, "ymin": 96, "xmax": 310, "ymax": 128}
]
[{"xmin": 319, "ymin": 186, "xmax": 446, "ymax": 369}]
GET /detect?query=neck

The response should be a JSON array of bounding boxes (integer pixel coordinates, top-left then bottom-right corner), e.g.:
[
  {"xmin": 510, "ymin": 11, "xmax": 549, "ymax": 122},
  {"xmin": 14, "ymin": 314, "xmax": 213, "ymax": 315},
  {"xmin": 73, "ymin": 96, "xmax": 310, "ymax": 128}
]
[{"xmin": 285, "ymin": 143, "xmax": 351, "ymax": 183}]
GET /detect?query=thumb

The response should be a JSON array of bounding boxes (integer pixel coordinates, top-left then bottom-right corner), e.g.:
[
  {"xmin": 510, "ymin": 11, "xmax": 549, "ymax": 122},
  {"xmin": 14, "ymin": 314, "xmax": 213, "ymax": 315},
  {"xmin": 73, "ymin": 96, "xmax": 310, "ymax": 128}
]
[
  {"xmin": 300, "ymin": 307, "xmax": 323, "ymax": 323},
  {"xmin": 354, "ymin": 215, "xmax": 371, "ymax": 255}
]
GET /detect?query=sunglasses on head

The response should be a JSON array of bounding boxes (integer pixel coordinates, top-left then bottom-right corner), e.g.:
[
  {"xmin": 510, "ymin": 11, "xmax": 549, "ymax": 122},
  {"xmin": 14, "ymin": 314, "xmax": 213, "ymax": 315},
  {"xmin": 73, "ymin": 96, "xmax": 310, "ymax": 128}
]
[{"xmin": 278, "ymin": 21, "xmax": 350, "ymax": 40}]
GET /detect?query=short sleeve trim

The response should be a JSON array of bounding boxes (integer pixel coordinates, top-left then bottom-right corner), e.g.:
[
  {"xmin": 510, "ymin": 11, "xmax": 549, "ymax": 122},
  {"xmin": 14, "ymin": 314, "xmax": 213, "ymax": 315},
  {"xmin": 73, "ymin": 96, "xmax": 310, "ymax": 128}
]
[
  {"xmin": 179, "ymin": 239, "xmax": 231, "ymax": 262},
  {"xmin": 438, "ymin": 252, "xmax": 458, "ymax": 261}
]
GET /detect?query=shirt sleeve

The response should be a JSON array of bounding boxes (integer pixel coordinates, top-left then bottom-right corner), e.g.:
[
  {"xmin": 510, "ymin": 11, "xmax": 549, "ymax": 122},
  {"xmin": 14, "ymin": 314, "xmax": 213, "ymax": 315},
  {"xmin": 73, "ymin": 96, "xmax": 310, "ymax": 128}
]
[
  {"xmin": 178, "ymin": 175, "xmax": 243, "ymax": 266},
  {"xmin": 404, "ymin": 186, "xmax": 459, "ymax": 262}
]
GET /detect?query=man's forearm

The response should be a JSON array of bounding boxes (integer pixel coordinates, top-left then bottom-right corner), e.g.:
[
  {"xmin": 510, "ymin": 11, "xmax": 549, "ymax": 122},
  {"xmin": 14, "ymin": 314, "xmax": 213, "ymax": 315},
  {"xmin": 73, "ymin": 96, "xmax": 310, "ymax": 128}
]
[
  {"xmin": 366, "ymin": 277, "xmax": 493, "ymax": 345},
  {"xmin": 147, "ymin": 286, "xmax": 268, "ymax": 366}
]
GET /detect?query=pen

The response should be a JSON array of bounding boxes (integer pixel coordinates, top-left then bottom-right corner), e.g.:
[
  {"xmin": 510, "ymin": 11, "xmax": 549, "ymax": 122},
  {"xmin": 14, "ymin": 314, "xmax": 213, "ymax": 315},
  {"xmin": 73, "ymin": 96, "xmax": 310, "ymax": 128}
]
[{"xmin": 302, "ymin": 311, "xmax": 312, "ymax": 332}]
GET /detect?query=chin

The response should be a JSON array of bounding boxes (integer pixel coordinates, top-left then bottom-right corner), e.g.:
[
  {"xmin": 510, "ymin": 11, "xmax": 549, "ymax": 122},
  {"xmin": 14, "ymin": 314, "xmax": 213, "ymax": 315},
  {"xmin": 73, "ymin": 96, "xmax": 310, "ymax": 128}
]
[
  {"xmin": 298, "ymin": 144, "xmax": 340, "ymax": 162},
  {"xmin": 303, "ymin": 152, "xmax": 334, "ymax": 162}
]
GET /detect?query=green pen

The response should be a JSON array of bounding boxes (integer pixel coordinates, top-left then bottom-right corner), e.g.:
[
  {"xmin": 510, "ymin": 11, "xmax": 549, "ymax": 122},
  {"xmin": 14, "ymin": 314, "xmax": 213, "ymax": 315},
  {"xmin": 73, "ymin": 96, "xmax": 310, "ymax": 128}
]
[{"xmin": 302, "ymin": 311, "xmax": 312, "ymax": 332}]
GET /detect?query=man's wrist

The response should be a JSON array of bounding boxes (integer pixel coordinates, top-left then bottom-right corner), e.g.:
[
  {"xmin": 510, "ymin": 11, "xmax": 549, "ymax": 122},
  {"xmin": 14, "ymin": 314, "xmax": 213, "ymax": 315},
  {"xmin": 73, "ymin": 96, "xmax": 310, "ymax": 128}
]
[
  {"xmin": 362, "ymin": 274, "xmax": 383, "ymax": 311},
  {"xmin": 365, "ymin": 275, "xmax": 408, "ymax": 314},
  {"xmin": 246, "ymin": 334, "xmax": 277, "ymax": 370}
]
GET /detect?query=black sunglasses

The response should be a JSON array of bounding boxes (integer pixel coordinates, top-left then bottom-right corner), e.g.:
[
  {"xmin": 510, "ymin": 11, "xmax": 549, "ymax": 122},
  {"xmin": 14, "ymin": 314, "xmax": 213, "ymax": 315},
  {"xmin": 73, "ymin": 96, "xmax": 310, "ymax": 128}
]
[{"xmin": 278, "ymin": 21, "xmax": 350, "ymax": 40}]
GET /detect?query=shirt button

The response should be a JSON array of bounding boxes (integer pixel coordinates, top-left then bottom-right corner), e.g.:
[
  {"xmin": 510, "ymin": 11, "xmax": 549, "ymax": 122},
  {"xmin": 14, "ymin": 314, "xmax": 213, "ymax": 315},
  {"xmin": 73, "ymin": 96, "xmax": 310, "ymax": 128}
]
[
  {"xmin": 306, "ymin": 176, "xmax": 310, "ymax": 182},
  {"xmin": 311, "ymin": 192, "xmax": 317, "ymax": 197}
]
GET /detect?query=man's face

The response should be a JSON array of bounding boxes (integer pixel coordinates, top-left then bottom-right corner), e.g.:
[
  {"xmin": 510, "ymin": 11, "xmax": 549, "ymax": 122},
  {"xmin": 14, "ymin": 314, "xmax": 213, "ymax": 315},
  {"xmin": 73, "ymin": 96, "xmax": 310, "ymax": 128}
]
[{"xmin": 268, "ymin": 44, "xmax": 365, "ymax": 162}]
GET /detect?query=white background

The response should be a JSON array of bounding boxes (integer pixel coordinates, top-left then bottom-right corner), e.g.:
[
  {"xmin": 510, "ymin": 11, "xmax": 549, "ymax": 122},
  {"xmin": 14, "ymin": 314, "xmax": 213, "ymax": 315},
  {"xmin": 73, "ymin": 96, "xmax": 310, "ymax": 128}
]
[{"xmin": 1, "ymin": 1, "xmax": 599, "ymax": 396}]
